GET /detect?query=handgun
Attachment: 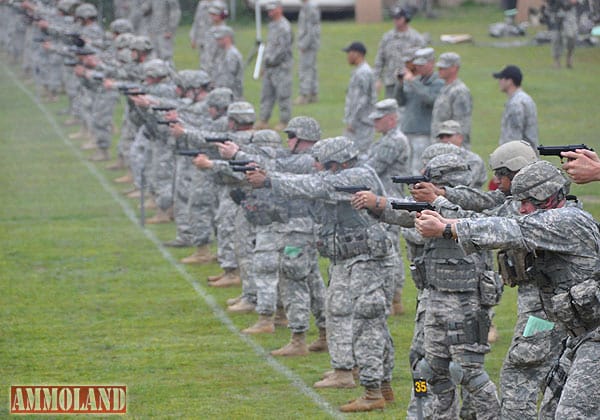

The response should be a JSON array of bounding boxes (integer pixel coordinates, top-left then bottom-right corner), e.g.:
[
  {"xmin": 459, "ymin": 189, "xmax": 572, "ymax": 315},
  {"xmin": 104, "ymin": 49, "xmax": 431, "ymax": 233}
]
[
  {"xmin": 333, "ymin": 185, "xmax": 371, "ymax": 194},
  {"xmin": 390, "ymin": 201, "xmax": 434, "ymax": 212}
]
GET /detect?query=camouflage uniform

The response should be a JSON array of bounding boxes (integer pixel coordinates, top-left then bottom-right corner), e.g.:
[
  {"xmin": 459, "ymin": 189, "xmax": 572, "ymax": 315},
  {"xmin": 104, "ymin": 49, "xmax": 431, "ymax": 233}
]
[
  {"xmin": 297, "ymin": 0, "xmax": 320, "ymax": 99},
  {"xmin": 266, "ymin": 137, "xmax": 396, "ymax": 392},
  {"xmin": 374, "ymin": 27, "xmax": 426, "ymax": 98},
  {"xmin": 148, "ymin": 0, "xmax": 180, "ymax": 61},
  {"xmin": 189, "ymin": 0, "xmax": 212, "ymax": 65},
  {"xmin": 499, "ymin": 88, "xmax": 539, "ymax": 151},
  {"xmin": 259, "ymin": 7, "xmax": 293, "ymax": 125},
  {"xmin": 431, "ymin": 79, "xmax": 473, "ymax": 149},
  {"xmin": 548, "ymin": 0, "xmax": 578, "ymax": 66},
  {"xmin": 344, "ymin": 61, "xmax": 376, "ymax": 155},
  {"xmin": 455, "ymin": 161, "xmax": 600, "ymax": 419},
  {"xmin": 113, "ymin": 0, "xmax": 132, "ymax": 19},
  {"xmin": 130, "ymin": 0, "xmax": 152, "ymax": 36},
  {"xmin": 211, "ymin": 26, "xmax": 243, "ymax": 99}
]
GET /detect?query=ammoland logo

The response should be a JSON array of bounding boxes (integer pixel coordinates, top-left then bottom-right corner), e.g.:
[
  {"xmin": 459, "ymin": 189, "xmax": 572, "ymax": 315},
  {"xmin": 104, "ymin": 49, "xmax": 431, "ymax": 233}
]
[{"xmin": 10, "ymin": 386, "xmax": 126, "ymax": 414}]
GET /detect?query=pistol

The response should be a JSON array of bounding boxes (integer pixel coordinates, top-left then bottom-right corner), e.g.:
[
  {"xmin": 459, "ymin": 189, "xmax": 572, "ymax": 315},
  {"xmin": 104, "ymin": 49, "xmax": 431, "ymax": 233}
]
[
  {"xmin": 177, "ymin": 149, "xmax": 205, "ymax": 157},
  {"xmin": 205, "ymin": 136, "xmax": 229, "ymax": 144},
  {"xmin": 537, "ymin": 144, "xmax": 593, "ymax": 160},
  {"xmin": 152, "ymin": 106, "xmax": 176, "ymax": 112},
  {"xmin": 333, "ymin": 185, "xmax": 371, "ymax": 194},
  {"xmin": 390, "ymin": 201, "xmax": 434, "ymax": 212},
  {"xmin": 391, "ymin": 175, "xmax": 429, "ymax": 184},
  {"xmin": 228, "ymin": 160, "xmax": 254, "ymax": 166},
  {"xmin": 157, "ymin": 120, "xmax": 179, "ymax": 125},
  {"xmin": 231, "ymin": 165, "xmax": 260, "ymax": 173}
]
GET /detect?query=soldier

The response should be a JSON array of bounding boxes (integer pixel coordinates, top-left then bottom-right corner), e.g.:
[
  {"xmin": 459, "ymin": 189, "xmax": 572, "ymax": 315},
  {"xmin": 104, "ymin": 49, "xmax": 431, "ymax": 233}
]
[
  {"xmin": 212, "ymin": 25, "xmax": 243, "ymax": 99},
  {"xmin": 189, "ymin": 0, "xmax": 212, "ymax": 66},
  {"xmin": 202, "ymin": 1, "xmax": 228, "ymax": 79},
  {"xmin": 364, "ymin": 98, "xmax": 410, "ymax": 315},
  {"xmin": 396, "ymin": 47, "xmax": 444, "ymax": 175},
  {"xmin": 415, "ymin": 160, "xmax": 600, "ymax": 419},
  {"xmin": 148, "ymin": 0, "xmax": 181, "ymax": 61},
  {"xmin": 247, "ymin": 136, "xmax": 396, "ymax": 412},
  {"xmin": 374, "ymin": 6, "xmax": 426, "ymax": 99},
  {"xmin": 431, "ymin": 52, "xmax": 473, "ymax": 149},
  {"xmin": 342, "ymin": 41, "xmax": 376, "ymax": 156},
  {"xmin": 435, "ymin": 120, "xmax": 487, "ymax": 189},
  {"xmin": 493, "ymin": 65, "xmax": 539, "ymax": 151},
  {"xmin": 544, "ymin": 0, "xmax": 579, "ymax": 68},
  {"xmin": 255, "ymin": 0, "xmax": 294, "ymax": 131},
  {"xmin": 294, "ymin": 0, "xmax": 320, "ymax": 105}
]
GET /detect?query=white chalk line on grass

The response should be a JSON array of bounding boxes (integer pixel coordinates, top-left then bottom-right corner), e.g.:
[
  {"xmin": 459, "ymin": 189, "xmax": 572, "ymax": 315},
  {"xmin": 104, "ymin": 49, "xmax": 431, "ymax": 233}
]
[{"xmin": 2, "ymin": 63, "xmax": 344, "ymax": 420}]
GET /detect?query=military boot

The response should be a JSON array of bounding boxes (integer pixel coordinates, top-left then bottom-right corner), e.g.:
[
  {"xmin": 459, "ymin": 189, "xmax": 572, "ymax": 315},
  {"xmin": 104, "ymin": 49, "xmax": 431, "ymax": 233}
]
[
  {"xmin": 80, "ymin": 139, "xmax": 97, "ymax": 150},
  {"xmin": 146, "ymin": 208, "xmax": 171, "ymax": 224},
  {"xmin": 381, "ymin": 381, "xmax": 394, "ymax": 402},
  {"xmin": 271, "ymin": 332, "xmax": 309, "ymax": 357},
  {"xmin": 321, "ymin": 366, "xmax": 358, "ymax": 380},
  {"xmin": 391, "ymin": 289, "xmax": 405, "ymax": 316},
  {"xmin": 114, "ymin": 172, "xmax": 133, "ymax": 184},
  {"xmin": 106, "ymin": 157, "xmax": 126, "ymax": 171},
  {"xmin": 70, "ymin": 128, "xmax": 88, "ymax": 140},
  {"xmin": 226, "ymin": 295, "xmax": 242, "ymax": 306},
  {"xmin": 488, "ymin": 323, "xmax": 499, "ymax": 344},
  {"xmin": 308, "ymin": 94, "xmax": 319, "ymax": 103},
  {"xmin": 274, "ymin": 121, "xmax": 287, "ymax": 131},
  {"xmin": 241, "ymin": 315, "xmax": 275, "ymax": 334},
  {"xmin": 274, "ymin": 306, "xmax": 288, "ymax": 327},
  {"xmin": 308, "ymin": 328, "xmax": 328, "ymax": 353},
  {"xmin": 163, "ymin": 238, "xmax": 192, "ymax": 248},
  {"xmin": 313, "ymin": 369, "xmax": 356, "ymax": 389},
  {"xmin": 89, "ymin": 149, "xmax": 110, "ymax": 162},
  {"xmin": 63, "ymin": 117, "xmax": 80, "ymax": 127},
  {"xmin": 227, "ymin": 298, "xmax": 256, "ymax": 314},
  {"xmin": 293, "ymin": 95, "xmax": 309, "ymax": 105},
  {"xmin": 181, "ymin": 245, "xmax": 217, "ymax": 265},
  {"xmin": 209, "ymin": 268, "xmax": 241, "ymax": 287},
  {"xmin": 144, "ymin": 196, "xmax": 157, "ymax": 210},
  {"xmin": 340, "ymin": 387, "xmax": 386, "ymax": 412},
  {"xmin": 208, "ymin": 271, "xmax": 226, "ymax": 283},
  {"xmin": 566, "ymin": 52, "xmax": 573, "ymax": 69}
]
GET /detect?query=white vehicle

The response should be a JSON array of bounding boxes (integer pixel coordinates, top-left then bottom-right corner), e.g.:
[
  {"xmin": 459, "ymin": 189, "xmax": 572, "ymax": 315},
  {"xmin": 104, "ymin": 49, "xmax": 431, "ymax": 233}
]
[{"xmin": 244, "ymin": 0, "xmax": 355, "ymax": 13}]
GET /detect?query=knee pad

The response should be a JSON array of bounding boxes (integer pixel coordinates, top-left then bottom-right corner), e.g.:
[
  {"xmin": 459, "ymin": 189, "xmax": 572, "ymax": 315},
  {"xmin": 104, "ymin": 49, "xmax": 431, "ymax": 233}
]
[
  {"xmin": 463, "ymin": 371, "xmax": 490, "ymax": 392},
  {"xmin": 449, "ymin": 361, "xmax": 464, "ymax": 385},
  {"xmin": 415, "ymin": 358, "xmax": 433, "ymax": 381}
]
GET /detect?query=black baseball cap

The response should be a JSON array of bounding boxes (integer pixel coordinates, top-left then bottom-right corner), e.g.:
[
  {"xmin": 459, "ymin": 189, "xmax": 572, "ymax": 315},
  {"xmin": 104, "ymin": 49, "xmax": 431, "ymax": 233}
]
[
  {"xmin": 342, "ymin": 41, "xmax": 367, "ymax": 55},
  {"xmin": 493, "ymin": 65, "xmax": 523, "ymax": 86}
]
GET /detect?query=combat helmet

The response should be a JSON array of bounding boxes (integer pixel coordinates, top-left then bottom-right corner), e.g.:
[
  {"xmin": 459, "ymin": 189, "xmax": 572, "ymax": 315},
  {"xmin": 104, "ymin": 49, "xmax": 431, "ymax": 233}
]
[
  {"xmin": 75, "ymin": 3, "xmax": 98, "ymax": 19},
  {"xmin": 57, "ymin": 0, "xmax": 80, "ymax": 14},
  {"xmin": 110, "ymin": 19, "xmax": 134, "ymax": 35},
  {"xmin": 315, "ymin": 136, "xmax": 359, "ymax": 164},
  {"xmin": 143, "ymin": 59, "xmax": 170, "ymax": 79},
  {"xmin": 227, "ymin": 101, "xmax": 256, "ymax": 125},
  {"xmin": 252, "ymin": 129, "xmax": 282, "ymax": 148},
  {"xmin": 421, "ymin": 143, "xmax": 462, "ymax": 169},
  {"xmin": 177, "ymin": 70, "xmax": 211, "ymax": 90},
  {"xmin": 130, "ymin": 36, "xmax": 153, "ymax": 52},
  {"xmin": 284, "ymin": 116, "xmax": 321, "ymax": 142},
  {"xmin": 115, "ymin": 33, "xmax": 134, "ymax": 50},
  {"xmin": 511, "ymin": 160, "xmax": 570, "ymax": 201},
  {"xmin": 489, "ymin": 140, "xmax": 538, "ymax": 172},
  {"xmin": 425, "ymin": 153, "xmax": 472, "ymax": 187},
  {"xmin": 207, "ymin": 87, "xmax": 234, "ymax": 110}
]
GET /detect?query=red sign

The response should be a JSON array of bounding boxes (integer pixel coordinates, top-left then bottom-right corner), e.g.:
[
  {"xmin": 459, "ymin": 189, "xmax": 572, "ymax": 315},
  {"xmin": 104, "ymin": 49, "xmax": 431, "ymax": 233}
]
[{"xmin": 10, "ymin": 386, "xmax": 126, "ymax": 414}]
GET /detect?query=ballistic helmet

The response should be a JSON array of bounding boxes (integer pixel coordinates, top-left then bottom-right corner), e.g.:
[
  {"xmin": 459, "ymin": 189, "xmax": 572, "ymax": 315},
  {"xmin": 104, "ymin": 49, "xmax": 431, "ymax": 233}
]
[
  {"xmin": 75, "ymin": 3, "xmax": 97, "ymax": 19},
  {"xmin": 425, "ymin": 153, "xmax": 472, "ymax": 187},
  {"xmin": 489, "ymin": 140, "xmax": 538, "ymax": 172},
  {"xmin": 227, "ymin": 101, "xmax": 256, "ymax": 125},
  {"xmin": 143, "ymin": 59, "xmax": 170, "ymax": 79},
  {"xmin": 421, "ymin": 143, "xmax": 462, "ymax": 168},
  {"xmin": 511, "ymin": 161, "xmax": 570, "ymax": 201},
  {"xmin": 115, "ymin": 33, "xmax": 134, "ymax": 50},
  {"xmin": 207, "ymin": 87, "xmax": 234, "ymax": 109},
  {"xmin": 315, "ymin": 136, "xmax": 358, "ymax": 164},
  {"xmin": 110, "ymin": 19, "xmax": 133, "ymax": 35},
  {"xmin": 283, "ymin": 116, "xmax": 321, "ymax": 142},
  {"xmin": 252, "ymin": 129, "xmax": 282, "ymax": 148},
  {"xmin": 177, "ymin": 70, "xmax": 211, "ymax": 89},
  {"xmin": 130, "ymin": 36, "xmax": 153, "ymax": 52},
  {"xmin": 58, "ymin": 0, "xmax": 80, "ymax": 14}
]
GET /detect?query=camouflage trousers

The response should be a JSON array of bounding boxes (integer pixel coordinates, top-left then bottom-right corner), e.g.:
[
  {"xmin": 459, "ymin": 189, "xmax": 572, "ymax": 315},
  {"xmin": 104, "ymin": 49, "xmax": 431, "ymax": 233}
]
[
  {"xmin": 344, "ymin": 124, "xmax": 374, "ymax": 156},
  {"xmin": 234, "ymin": 208, "xmax": 257, "ymax": 304},
  {"xmin": 424, "ymin": 290, "xmax": 500, "ymax": 420},
  {"xmin": 327, "ymin": 256, "xmax": 396, "ymax": 387},
  {"xmin": 407, "ymin": 133, "xmax": 433, "ymax": 176},
  {"xmin": 259, "ymin": 64, "xmax": 293, "ymax": 123},
  {"xmin": 551, "ymin": 27, "xmax": 576, "ymax": 60},
  {"xmin": 539, "ymin": 332, "xmax": 600, "ymax": 419},
  {"xmin": 500, "ymin": 284, "xmax": 565, "ymax": 419},
  {"xmin": 117, "ymin": 109, "xmax": 138, "ymax": 165},
  {"xmin": 63, "ymin": 66, "xmax": 80, "ymax": 114},
  {"xmin": 172, "ymin": 156, "xmax": 194, "ymax": 244},
  {"xmin": 92, "ymin": 90, "xmax": 119, "ymax": 151},
  {"xmin": 151, "ymin": 33, "xmax": 175, "ymax": 62},
  {"xmin": 130, "ymin": 126, "xmax": 152, "ymax": 190},
  {"xmin": 215, "ymin": 188, "xmax": 238, "ymax": 270},
  {"xmin": 186, "ymin": 170, "xmax": 218, "ymax": 247},
  {"xmin": 279, "ymin": 238, "xmax": 326, "ymax": 333},
  {"xmin": 149, "ymin": 136, "xmax": 175, "ymax": 211},
  {"xmin": 298, "ymin": 48, "xmax": 318, "ymax": 97}
]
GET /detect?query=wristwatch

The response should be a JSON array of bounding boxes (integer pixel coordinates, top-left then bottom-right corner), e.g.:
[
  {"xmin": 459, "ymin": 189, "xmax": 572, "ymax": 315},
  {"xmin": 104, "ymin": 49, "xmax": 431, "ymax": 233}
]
[{"xmin": 442, "ymin": 224, "xmax": 453, "ymax": 240}]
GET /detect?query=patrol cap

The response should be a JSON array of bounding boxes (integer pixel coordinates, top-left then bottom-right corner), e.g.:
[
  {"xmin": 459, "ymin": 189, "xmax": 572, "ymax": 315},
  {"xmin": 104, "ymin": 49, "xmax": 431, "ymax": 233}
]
[
  {"xmin": 227, "ymin": 101, "xmax": 256, "ymax": 125},
  {"xmin": 264, "ymin": 1, "xmax": 282, "ymax": 11},
  {"xmin": 425, "ymin": 153, "xmax": 472, "ymax": 187},
  {"xmin": 178, "ymin": 69, "xmax": 211, "ymax": 89},
  {"xmin": 342, "ymin": 41, "xmax": 367, "ymax": 55},
  {"xmin": 489, "ymin": 140, "xmax": 538, "ymax": 172},
  {"xmin": 213, "ymin": 25, "xmax": 234, "ymax": 39},
  {"xmin": 390, "ymin": 5, "xmax": 411, "ymax": 21},
  {"xmin": 207, "ymin": 87, "xmax": 234, "ymax": 109},
  {"xmin": 315, "ymin": 136, "xmax": 358, "ymax": 164},
  {"xmin": 110, "ymin": 18, "xmax": 133, "ymax": 35},
  {"xmin": 369, "ymin": 98, "xmax": 399, "ymax": 120},
  {"xmin": 253, "ymin": 129, "xmax": 282, "ymax": 148},
  {"xmin": 511, "ymin": 160, "xmax": 569, "ymax": 201},
  {"xmin": 412, "ymin": 47, "xmax": 435, "ymax": 65},
  {"xmin": 143, "ymin": 59, "xmax": 170, "ymax": 79},
  {"xmin": 208, "ymin": 0, "xmax": 228, "ymax": 15},
  {"xmin": 75, "ymin": 3, "xmax": 97, "ymax": 19},
  {"xmin": 284, "ymin": 116, "xmax": 321, "ymax": 142},
  {"xmin": 130, "ymin": 35, "xmax": 153, "ymax": 52},
  {"xmin": 436, "ymin": 52, "xmax": 461, "ymax": 68},
  {"xmin": 436, "ymin": 120, "xmax": 462, "ymax": 137},
  {"xmin": 493, "ymin": 65, "xmax": 523, "ymax": 86}
]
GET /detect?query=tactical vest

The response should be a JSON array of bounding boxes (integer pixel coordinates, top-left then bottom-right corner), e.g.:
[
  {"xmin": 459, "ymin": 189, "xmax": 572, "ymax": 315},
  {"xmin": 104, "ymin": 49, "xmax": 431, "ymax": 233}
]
[
  {"xmin": 242, "ymin": 192, "xmax": 312, "ymax": 226},
  {"xmin": 422, "ymin": 237, "xmax": 481, "ymax": 292}
]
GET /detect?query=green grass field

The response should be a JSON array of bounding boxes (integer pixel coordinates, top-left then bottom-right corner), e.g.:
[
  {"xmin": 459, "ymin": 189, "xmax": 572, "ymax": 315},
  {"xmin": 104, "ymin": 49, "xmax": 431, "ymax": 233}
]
[{"xmin": 1, "ymin": 4, "xmax": 599, "ymax": 418}]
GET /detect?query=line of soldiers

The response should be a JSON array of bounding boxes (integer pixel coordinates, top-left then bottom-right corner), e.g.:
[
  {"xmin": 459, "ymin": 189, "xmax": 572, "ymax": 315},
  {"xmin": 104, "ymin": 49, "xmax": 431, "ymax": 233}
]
[{"xmin": 2, "ymin": 1, "xmax": 600, "ymax": 417}]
